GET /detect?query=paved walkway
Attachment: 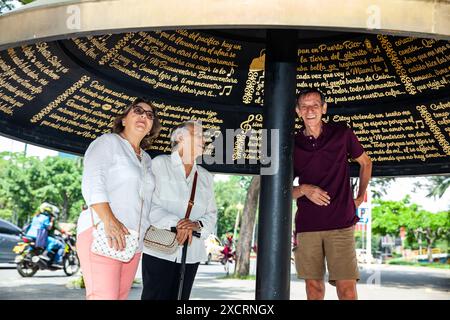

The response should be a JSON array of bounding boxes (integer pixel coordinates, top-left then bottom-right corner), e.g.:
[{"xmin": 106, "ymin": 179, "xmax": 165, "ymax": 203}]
[{"xmin": 0, "ymin": 262, "xmax": 449, "ymax": 300}]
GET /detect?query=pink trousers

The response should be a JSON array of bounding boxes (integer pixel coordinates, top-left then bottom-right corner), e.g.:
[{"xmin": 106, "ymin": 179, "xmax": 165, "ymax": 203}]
[{"xmin": 76, "ymin": 227, "xmax": 141, "ymax": 300}]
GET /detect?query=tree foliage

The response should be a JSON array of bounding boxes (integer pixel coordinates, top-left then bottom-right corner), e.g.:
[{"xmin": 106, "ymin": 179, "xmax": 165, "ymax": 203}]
[
  {"xmin": 0, "ymin": 152, "xmax": 84, "ymax": 226},
  {"xmin": 0, "ymin": 0, "xmax": 34, "ymax": 14},
  {"xmin": 372, "ymin": 196, "xmax": 449, "ymax": 262},
  {"xmin": 416, "ymin": 175, "xmax": 450, "ymax": 199},
  {"xmin": 213, "ymin": 175, "xmax": 251, "ymax": 238},
  {"xmin": 369, "ymin": 177, "xmax": 396, "ymax": 199}
]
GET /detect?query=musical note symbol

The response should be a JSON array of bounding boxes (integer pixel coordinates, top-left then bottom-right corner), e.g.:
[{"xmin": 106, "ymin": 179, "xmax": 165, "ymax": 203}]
[
  {"xmin": 240, "ymin": 115, "xmax": 255, "ymax": 132},
  {"xmin": 415, "ymin": 120, "xmax": 425, "ymax": 129},
  {"xmin": 227, "ymin": 67, "xmax": 235, "ymax": 77},
  {"xmin": 384, "ymin": 62, "xmax": 389, "ymax": 73},
  {"xmin": 258, "ymin": 75, "xmax": 265, "ymax": 83},
  {"xmin": 219, "ymin": 85, "xmax": 233, "ymax": 96}
]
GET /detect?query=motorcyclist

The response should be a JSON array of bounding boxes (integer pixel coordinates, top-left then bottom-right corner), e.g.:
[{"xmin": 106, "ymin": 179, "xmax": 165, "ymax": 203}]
[{"xmin": 25, "ymin": 202, "xmax": 65, "ymax": 267}]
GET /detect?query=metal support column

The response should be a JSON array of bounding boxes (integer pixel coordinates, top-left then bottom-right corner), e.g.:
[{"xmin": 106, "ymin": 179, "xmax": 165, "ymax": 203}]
[{"xmin": 256, "ymin": 29, "xmax": 297, "ymax": 300}]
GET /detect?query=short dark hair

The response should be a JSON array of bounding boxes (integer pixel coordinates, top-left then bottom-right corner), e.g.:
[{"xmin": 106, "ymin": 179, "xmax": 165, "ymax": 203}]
[
  {"xmin": 296, "ymin": 88, "xmax": 326, "ymax": 106},
  {"xmin": 112, "ymin": 97, "xmax": 161, "ymax": 149}
]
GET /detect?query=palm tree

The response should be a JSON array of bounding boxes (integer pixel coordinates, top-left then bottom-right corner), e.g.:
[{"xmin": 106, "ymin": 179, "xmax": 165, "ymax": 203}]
[
  {"xmin": 0, "ymin": 0, "xmax": 15, "ymax": 13},
  {"xmin": 0, "ymin": 0, "xmax": 34, "ymax": 14},
  {"xmin": 427, "ymin": 175, "xmax": 450, "ymax": 199}
]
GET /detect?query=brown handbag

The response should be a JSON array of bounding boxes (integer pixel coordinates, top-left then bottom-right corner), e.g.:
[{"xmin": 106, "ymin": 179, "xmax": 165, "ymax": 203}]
[{"xmin": 143, "ymin": 172, "xmax": 198, "ymax": 254}]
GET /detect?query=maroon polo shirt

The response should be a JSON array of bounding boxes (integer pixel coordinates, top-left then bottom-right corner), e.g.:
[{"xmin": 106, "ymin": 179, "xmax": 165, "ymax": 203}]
[{"xmin": 293, "ymin": 122, "xmax": 364, "ymax": 233}]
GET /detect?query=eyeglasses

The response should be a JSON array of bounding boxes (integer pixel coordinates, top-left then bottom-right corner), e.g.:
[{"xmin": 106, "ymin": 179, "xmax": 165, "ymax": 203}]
[{"xmin": 132, "ymin": 105, "xmax": 156, "ymax": 120}]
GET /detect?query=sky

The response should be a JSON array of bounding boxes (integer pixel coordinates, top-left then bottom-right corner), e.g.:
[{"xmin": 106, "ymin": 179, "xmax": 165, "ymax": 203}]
[
  {"xmin": 1, "ymin": 136, "xmax": 449, "ymax": 213},
  {"xmin": 378, "ymin": 177, "xmax": 449, "ymax": 213},
  {"xmin": 0, "ymin": 136, "xmax": 58, "ymax": 158}
]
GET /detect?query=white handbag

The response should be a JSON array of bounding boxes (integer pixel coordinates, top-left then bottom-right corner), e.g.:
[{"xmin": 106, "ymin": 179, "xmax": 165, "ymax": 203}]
[
  {"xmin": 91, "ymin": 221, "xmax": 139, "ymax": 262},
  {"xmin": 90, "ymin": 199, "xmax": 143, "ymax": 262}
]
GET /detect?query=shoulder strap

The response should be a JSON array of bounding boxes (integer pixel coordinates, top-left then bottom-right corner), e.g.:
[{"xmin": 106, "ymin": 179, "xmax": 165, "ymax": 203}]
[{"xmin": 184, "ymin": 171, "xmax": 198, "ymax": 219}]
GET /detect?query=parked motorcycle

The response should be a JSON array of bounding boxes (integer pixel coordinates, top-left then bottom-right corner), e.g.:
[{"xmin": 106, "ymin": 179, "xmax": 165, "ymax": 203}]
[{"xmin": 13, "ymin": 230, "xmax": 80, "ymax": 277}]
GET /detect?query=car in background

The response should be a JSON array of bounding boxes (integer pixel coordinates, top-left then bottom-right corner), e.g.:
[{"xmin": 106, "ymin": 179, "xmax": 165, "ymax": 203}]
[
  {"xmin": 0, "ymin": 219, "xmax": 22, "ymax": 263},
  {"xmin": 204, "ymin": 234, "xmax": 224, "ymax": 264}
]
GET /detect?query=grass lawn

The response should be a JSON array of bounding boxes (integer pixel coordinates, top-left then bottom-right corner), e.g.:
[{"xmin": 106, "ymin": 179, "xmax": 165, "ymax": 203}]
[{"xmin": 387, "ymin": 259, "xmax": 450, "ymax": 270}]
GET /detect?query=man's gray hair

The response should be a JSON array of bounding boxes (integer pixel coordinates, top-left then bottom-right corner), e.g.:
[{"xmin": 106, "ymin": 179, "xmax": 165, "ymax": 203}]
[{"xmin": 170, "ymin": 120, "xmax": 203, "ymax": 150}]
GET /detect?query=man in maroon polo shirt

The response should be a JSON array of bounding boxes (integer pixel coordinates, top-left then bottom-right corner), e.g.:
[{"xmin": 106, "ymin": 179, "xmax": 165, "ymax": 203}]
[{"xmin": 292, "ymin": 88, "xmax": 372, "ymax": 300}]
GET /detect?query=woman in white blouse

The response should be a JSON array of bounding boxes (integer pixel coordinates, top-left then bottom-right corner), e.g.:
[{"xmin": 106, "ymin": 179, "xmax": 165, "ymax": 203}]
[
  {"xmin": 77, "ymin": 97, "xmax": 161, "ymax": 300},
  {"xmin": 141, "ymin": 120, "xmax": 217, "ymax": 300}
]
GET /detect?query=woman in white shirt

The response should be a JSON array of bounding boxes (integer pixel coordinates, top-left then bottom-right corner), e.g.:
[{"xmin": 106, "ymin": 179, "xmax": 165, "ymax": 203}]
[
  {"xmin": 141, "ymin": 120, "xmax": 217, "ymax": 300},
  {"xmin": 77, "ymin": 97, "xmax": 161, "ymax": 300}
]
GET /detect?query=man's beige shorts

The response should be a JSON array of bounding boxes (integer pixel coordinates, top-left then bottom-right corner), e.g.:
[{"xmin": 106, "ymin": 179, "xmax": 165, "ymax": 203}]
[{"xmin": 294, "ymin": 226, "xmax": 359, "ymax": 286}]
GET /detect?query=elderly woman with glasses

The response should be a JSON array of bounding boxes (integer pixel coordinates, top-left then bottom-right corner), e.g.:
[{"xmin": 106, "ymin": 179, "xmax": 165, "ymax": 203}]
[
  {"xmin": 141, "ymin": 120, "xmax": 217, "ymax": 300},
  {"xmin": 77, "ymin": 97, "xmax": 161, "ymax": 300}
]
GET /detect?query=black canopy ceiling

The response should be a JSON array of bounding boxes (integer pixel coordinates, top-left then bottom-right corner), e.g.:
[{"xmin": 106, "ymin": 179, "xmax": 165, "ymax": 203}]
[{"xmin": 0, "ymin": 27, "xmax": 449, "ymax": 176}]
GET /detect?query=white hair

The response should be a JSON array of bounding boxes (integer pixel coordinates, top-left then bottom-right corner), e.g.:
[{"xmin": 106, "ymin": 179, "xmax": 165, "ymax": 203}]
[{"xmin": 170, "ymin": 120, "xmax": 202, "ymax": 150}]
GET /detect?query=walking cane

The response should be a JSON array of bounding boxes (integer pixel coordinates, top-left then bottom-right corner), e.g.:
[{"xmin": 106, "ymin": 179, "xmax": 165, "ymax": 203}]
[{"xmin": 177, "ymin": 172, "xmax": 198, "ymax": 300}]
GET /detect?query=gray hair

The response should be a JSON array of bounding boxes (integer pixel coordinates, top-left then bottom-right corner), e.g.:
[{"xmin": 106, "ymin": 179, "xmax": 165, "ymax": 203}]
[{"xmin": 170, "ymin": 120, "xmax": 203, "ymax": 151}]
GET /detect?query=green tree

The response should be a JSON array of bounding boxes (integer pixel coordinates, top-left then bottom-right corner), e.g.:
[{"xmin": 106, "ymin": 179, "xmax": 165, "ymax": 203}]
[
  {"xmin": 372, "ymin": 196, "xmax": 449, "ymax": 262},
  {"xmin": 0, "ymin": 0, "xmax": 15, "ymax": 13},
  {"xmin": 0, "ymin": 155, "xmax": 13, "ymax": 220},
  {"xmin": 425, "ymin": 175, "xmax": 450, "ymax": 199},
  {"xmin": 369, "ymin": 177, "xmax": 396, "ymax": 199},
  {"xmin": 235, "ymin": 176, "xmax": 260, "ymax": 277},
  {"xmin": 0, "ymin": 152, "xmax": 84, "ymax": 226},
  {"xmin": 213, "ymin": 176, "xmax": 250, "ymax": 238},
  {"xmin": 0, "ymin": 0, "xmax": 34, "ymax": 14},
  {"xmin": 411, "ymin": 175, "xmax": 450, "ymax": 202},
  {"xmin": 403, "ymin": 208, "xmax": 449, "ymax": 262},
  {"xmin": 0, "ymin": 152, "xmax": 46, "ymax": 225},
  {"xmin": 213, "ymin": 175, "xmax": 260, "ymax": 277},
  {"xmin": 35, "ymin": 156, "xmax": 83, "ymax": 222}
]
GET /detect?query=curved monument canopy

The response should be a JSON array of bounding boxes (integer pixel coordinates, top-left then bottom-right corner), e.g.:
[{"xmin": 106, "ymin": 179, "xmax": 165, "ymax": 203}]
[{"xmin": 0, "ymin": 0, "xmax": 449, "ymax": 176}]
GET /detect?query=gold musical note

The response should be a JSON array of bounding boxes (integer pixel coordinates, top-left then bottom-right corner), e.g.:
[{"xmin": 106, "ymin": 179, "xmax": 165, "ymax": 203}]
[
  {"xmin": 257, "ymin": 75, "xmax": 265, "ymax": 83},
  {"xmin": 227, "ymin": 67, "xmax": 235, "ymax": 77},
  {"xmin": 219, "ymin": 85, "xmax": 233, "ymax": 96},
  {"xmin": 240, "ymin": 115, "xmax": 255, "ymax": 132},
  {"xmin": 415, "ymin": 120, "xmax": 425, "ymax": 129}
]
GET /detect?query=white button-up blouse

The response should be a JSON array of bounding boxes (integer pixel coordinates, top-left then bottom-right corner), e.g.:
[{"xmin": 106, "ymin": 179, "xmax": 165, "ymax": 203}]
[
  {"xmin": 78, "ymin": 133, "xmax": 155, "ymax": 251},
  {"xmin": 142, "ymin": 152, "xmax": 217, "ymax": 264}
]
